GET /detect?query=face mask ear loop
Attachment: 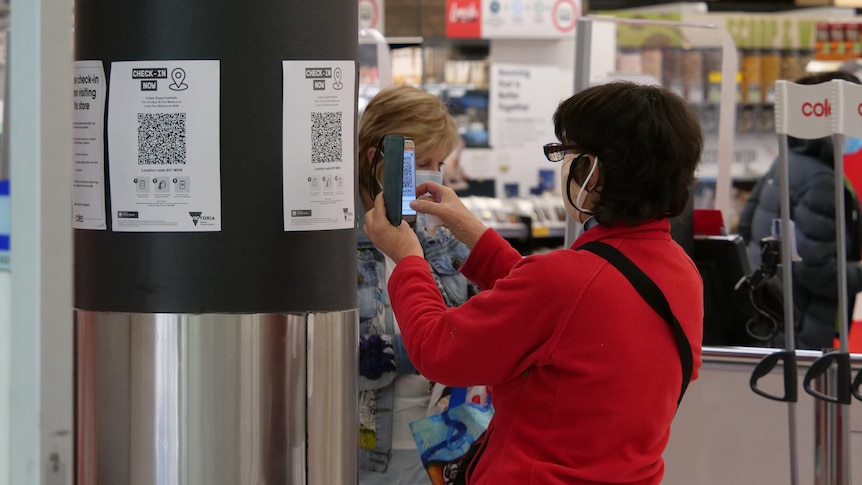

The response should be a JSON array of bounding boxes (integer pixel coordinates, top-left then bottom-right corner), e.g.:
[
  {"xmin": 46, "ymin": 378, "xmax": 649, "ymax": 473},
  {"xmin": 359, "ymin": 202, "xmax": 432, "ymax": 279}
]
[
  {"xmin": 573, "ymin": 155, "xmax": 598, "ymax": 215},
  {"xmin": 370, "ymin": 136, "xmax": 385, "ymax": 198},
  {"xmin": 565, "ymin": 154, "xmax": 577, "ymax": 212}
]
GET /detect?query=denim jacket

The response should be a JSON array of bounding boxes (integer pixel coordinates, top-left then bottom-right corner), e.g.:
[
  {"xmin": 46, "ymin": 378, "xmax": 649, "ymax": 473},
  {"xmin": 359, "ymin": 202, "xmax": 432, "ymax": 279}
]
[{"xmin": 358, "ymin": 211, "xmax": 479, "ymax": 472}]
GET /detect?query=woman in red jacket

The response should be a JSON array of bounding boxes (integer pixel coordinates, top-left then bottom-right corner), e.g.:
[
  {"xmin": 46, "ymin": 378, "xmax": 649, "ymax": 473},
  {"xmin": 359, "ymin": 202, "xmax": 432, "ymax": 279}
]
[{"xmin": 363, "ymin": 81, "xmax": 705, "ymax": 485}]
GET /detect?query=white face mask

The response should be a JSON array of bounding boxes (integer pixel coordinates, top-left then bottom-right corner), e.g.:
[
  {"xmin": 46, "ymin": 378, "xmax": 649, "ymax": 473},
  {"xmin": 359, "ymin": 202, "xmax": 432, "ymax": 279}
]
[
  {"xmin": 414, "ymin": 170, "xmax": 444, "ymax": 235},
  {"xmin": 415, "ymin": 169, "xmax": 443, "ymax": 186},
  {"xmin": 561, "ymin": 153, "xmax": 598, "ymax": 216}
]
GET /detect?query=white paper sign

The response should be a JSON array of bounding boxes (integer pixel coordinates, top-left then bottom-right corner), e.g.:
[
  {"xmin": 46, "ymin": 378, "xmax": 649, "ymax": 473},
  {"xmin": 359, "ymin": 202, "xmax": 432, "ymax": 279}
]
[
  {"xmin": 489, "ymin": 64, "xmax": 561, "ymax": 148},
  {"xmin": 108, "ymin": 60, "xmax": 221, "ymax": 232},
  {"xmin": 282, "ymin": 60, "xmax": 356, "ymax": 231},
  {"xmin": 72, "ymin": 60, "xmax": 107, "ymax": 230},
  {"xmin": 488, "ymin": 63, "xmax": 564, "ymax": 196},
  {"xmin": 774, "ymin": 80, "xmax": 833, "ymax": 139},
  {"xmin": 832, "ymin": 79, "xmax": 862, "ymax": 138},
  {"xmin": 482, "ymin": 0, "xmax": 581, "ymax": 39}
]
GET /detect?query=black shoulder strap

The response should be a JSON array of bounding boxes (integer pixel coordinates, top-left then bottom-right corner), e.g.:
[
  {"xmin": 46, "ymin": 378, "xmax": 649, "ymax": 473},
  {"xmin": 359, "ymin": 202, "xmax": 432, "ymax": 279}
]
[{"xmin": 577, "ymin": 241, "xmax": 693, "ymax": 407}]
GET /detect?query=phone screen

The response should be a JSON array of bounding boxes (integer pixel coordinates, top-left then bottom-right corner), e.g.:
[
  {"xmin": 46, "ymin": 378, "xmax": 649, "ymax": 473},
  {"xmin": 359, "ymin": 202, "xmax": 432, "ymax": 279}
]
[{"xmin": 401, "ymin": 140, "xmax": 417, "ymax": 223}]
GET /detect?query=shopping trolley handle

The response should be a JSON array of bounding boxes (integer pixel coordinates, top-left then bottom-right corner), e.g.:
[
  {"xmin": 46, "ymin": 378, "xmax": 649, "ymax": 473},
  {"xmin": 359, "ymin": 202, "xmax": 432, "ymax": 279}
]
[
  {"xmin": 750, "ymin": 351, "xmax": 798, "ymax": 402},
  {"xmin": 802, "ymin": 351, "xmax": 851, "ymax": 404}
]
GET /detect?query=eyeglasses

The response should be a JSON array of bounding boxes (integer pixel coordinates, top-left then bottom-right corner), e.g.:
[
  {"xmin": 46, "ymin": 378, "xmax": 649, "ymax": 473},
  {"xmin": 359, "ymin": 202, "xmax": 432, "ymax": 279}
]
[{"xmin": 543, "ymin": 143, "xmax": 580, "ymax": 162}]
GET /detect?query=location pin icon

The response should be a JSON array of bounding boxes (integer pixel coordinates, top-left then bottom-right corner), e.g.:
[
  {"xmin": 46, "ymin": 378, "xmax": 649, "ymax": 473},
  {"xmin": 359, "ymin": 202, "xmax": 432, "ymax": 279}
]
[
  {"xmin": 333, "ymin": 67, "xmax": 344, "ymax": 89},
  {"xmin": 171, "ymin": 68, "xmax": 188, "ymax": 90}
]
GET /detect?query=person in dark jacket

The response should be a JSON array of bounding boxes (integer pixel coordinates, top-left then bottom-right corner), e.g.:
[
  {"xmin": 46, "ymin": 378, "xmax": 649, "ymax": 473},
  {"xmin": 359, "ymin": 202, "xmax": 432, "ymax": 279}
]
[{"xmin": 737, "ymin": 71, "xmax": 862, "ymax": 350}]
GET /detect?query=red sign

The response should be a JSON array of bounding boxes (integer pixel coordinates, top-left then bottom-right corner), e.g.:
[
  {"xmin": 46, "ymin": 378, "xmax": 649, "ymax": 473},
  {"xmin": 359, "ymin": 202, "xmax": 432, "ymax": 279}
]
[
  {"xmin": 447, "ymin": 0, "xmax": 481, "ymax": 39},
  {"xmin": 552, "ymin": 0, "xmax": 579, "ymax": 33},
  {"xmin": 358, "ymin": 0, "xmax": 380, "ymax": 29}
]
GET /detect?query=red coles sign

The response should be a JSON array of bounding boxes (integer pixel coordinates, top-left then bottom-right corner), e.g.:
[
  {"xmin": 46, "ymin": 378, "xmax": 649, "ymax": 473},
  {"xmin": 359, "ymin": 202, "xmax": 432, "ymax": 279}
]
[{"xmin": 447, "ymin": 0, "xmax": 481, "ymax": 38}]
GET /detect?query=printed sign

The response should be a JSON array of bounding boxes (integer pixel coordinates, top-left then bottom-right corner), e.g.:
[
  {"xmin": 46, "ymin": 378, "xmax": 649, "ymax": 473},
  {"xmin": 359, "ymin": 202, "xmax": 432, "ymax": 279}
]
[
  {"xmin": 489, "ymin": 64, "xmax": 560, "ymax": 148},
  {"xmin": 832, "ymin": 79, "xmax": 862, "ymax": 138},
  {"xmin": 72, "ymin": 60, "xmax": 108, "ymax": 230},
  {"xmin": 107, "ymin": 60, "xmax": 221, "ymax": 232},
  {"xmin": 481, "ymin": 0, "xmax": 580, "ymax": 39},
  {"xmin": 774, "ymin": 80, "xmax": 833, "ymax": 139},
  {"xmin": 489, "ymin": 64, "xmax": 561, "ymax": 195},
  {"xmin": 282, "ymin": 60, "xmax": 356, "ymax": 231}
]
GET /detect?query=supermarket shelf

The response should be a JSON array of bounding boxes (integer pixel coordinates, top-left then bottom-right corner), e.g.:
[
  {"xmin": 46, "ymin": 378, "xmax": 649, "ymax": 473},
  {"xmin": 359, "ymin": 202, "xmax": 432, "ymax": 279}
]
[{"xmin": 385, "ymin": 36, "xmax": 424, "ymax": 47}]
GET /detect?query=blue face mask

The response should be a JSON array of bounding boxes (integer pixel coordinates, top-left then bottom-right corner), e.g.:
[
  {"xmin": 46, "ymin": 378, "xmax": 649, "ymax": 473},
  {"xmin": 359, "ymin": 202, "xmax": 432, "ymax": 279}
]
[{"xmin": 846, "ymin": 137, "xmax": 862, "ymax": 155}]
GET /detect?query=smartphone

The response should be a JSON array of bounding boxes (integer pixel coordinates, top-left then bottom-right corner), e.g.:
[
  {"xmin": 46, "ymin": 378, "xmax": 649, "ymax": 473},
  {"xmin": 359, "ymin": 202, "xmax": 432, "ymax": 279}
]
[{"xmin": 382, "ymin": 135, "xmax": 417, "ymax": 226}]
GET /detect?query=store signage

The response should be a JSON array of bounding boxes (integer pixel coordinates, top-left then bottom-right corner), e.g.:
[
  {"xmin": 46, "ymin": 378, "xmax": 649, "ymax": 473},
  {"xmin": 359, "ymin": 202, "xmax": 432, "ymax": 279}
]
[
  {"xmin": 801, "ymin": 100, "xmax": 831, "ymax": 117},
  {"xmin": 551, "ymin": 0, "xmax": 578, "ymax": 33},
  {"xmin": 72, "ymin": 60, "xmax": 108, "ymax": 230},
  {"xmin": 282, "ymin": 60, "xmax": 356, "ymax": 232},
  {"xmin": 483, "ymin": 0, "xmax": 580, "ymax": 38},
  {"xmin": 358, "ymin": 0, "xmax": 384, "ymax": 32},
  {"xmin": 489, "ymin": 64, "xmax": 561, "ymax": 195},
  {"xmin": 681, "ymin": 12, "xmax": 827, "ymax": 50},
  {"xmin": 108, "ymin": 60, "xmax": 222, "ymax": 232},
  {"xmin": 774, "ymin": 81, "xmax": 832, "ymax": 139},
  {"xmin": 446, "ymin": 0, "xmax": 581, "ymax": 39},
  {"xmin": 696, "ymin": 133, "xmax": 777, "ymax": 180},
  {"xmin": 447, "ymin": 0, "xmax": 482, "ymax": 38},
  {"xmin": 776, "ymin": 80, "xmax": 862, "ymax": 141},
  {"xmin": 833, "ymin": 80, "xmax": 862, "ymax": 138}
]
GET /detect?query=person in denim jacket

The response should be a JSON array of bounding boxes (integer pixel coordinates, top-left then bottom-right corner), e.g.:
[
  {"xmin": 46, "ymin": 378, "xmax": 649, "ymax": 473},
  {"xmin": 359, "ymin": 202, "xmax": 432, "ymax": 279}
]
[{"xmin": 357, "ymin": 85, "xmax": 480, "ymax": 483}]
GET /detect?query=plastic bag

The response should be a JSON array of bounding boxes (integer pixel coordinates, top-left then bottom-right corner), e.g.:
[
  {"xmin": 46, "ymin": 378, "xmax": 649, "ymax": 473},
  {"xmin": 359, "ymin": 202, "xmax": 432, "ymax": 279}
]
[{"xmin": 410, "ymin": 386, "xmax": 493, "ymax": 485}]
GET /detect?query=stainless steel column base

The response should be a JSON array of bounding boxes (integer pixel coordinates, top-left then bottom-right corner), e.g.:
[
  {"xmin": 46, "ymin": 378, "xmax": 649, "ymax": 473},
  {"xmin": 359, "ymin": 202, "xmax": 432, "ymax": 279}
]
[{"xmin": 75, "ymin": 310, "xmax": 357, "ymax": 485}]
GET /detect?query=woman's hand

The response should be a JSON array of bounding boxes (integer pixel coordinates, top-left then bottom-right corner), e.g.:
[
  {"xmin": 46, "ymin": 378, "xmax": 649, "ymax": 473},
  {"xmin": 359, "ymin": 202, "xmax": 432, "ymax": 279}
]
[
  {"xmin": 411, "ymin": 181, "xmax": 488, "ymax": 250},
  {"xmin": 363, "ymin": 193, "xmax": 424, "ymax": 263}
]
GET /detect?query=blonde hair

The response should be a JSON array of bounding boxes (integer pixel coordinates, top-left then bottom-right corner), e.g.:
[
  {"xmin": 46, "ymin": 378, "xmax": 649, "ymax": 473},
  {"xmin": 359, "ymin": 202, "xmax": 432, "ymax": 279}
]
[{"xmin": 357, "ymin": 84, "xmax": 461, "ymax": 199}]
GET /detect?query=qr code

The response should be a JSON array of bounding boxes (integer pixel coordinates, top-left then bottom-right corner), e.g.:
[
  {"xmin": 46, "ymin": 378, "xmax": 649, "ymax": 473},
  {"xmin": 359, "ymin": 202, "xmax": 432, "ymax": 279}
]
[
  {"xmin": 311, "ymin": 111, "xmax": 342, "ymax": 164},
  {"xmin": 137, "ymin": 112, "xmax": 187, "ymax": 165},
  {"xmin": 403, "ymin": 158, "xmax": 414, "ymax": 188}
]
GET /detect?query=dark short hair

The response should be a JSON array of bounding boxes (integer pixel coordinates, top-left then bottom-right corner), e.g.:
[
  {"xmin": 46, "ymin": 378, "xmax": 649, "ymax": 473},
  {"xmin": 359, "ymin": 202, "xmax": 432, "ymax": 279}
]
[
  {"xmin": 795, "ymin": 70, "xmax": 860, "ymax": 85},
  {"xmin": 553, "ymin": 82, "xmax": 703, "ymax": 226}
]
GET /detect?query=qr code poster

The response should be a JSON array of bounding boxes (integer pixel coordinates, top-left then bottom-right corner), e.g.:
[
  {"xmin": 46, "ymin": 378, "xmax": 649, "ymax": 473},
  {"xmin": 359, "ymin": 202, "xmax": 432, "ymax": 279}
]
[
  {"xmin": 107, "ymin": 60, "xmax": 221, "ymax": 232},
  {"xmin": 282, "ymin": 60, "xmax": 356, "ymax": 232}
]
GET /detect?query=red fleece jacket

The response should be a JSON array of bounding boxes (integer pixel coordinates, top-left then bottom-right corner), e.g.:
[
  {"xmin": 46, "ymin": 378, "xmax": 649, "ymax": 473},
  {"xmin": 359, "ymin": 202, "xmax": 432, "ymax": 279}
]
[{"xmin": 388, "ymin": 219, "xmax": 703, "ymax": 485}]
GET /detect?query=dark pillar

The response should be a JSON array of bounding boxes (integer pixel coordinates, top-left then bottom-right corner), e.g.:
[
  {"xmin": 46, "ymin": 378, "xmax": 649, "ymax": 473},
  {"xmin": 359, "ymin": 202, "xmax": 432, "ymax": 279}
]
[{"xmin": 73, "ymin": 1, "xmax": 359, "ymax": 483}]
